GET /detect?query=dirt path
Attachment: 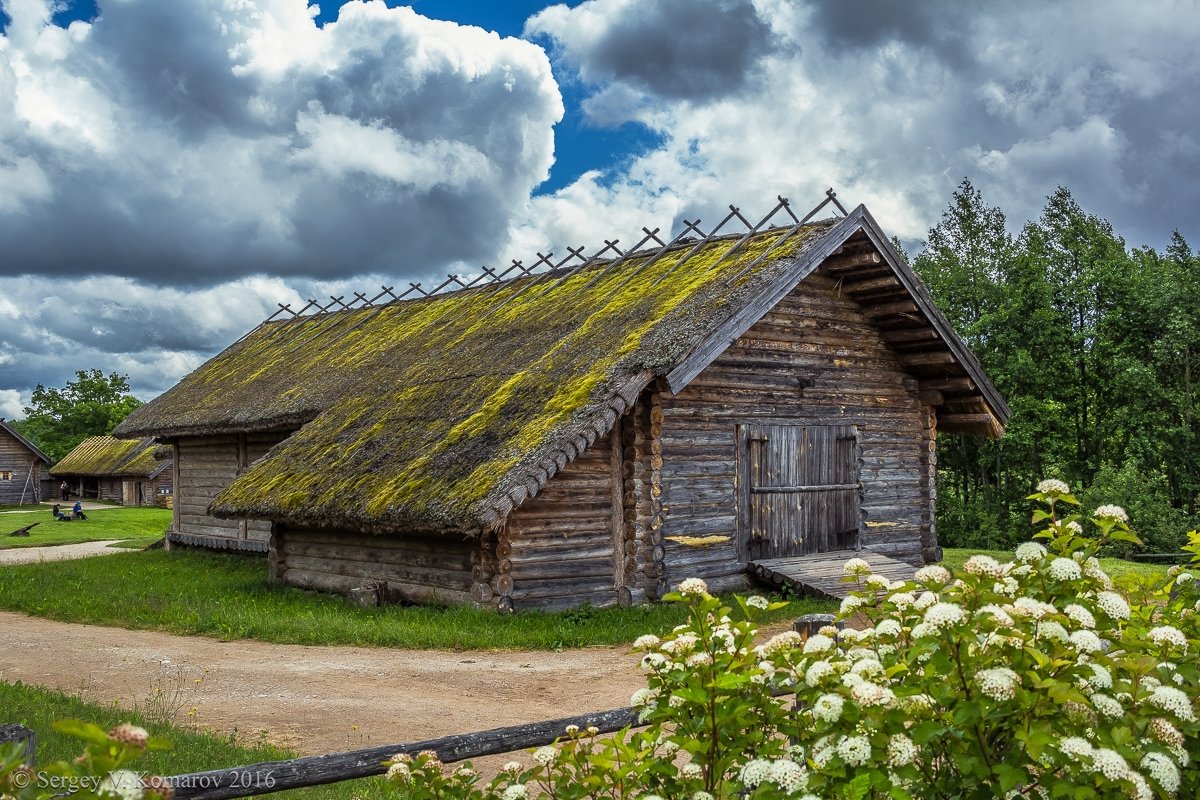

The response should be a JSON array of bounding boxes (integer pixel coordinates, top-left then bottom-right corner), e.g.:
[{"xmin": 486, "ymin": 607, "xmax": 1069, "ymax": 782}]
[
  {"xmin": 0, "ymin": 540, "xmax": 125, "ymax": 564},
  {"xmin": 0, "ymin": 612, "xmax": 645, "ymax": 765}
]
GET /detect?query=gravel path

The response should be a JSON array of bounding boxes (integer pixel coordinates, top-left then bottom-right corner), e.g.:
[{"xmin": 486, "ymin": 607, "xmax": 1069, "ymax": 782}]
[
  {"xmin": 0, "ymin": 612, "xmax": 646, "ymax": 765},
  {"xmin": 0, "ymin": 540, "xmax": 125, "ymax": 565}
]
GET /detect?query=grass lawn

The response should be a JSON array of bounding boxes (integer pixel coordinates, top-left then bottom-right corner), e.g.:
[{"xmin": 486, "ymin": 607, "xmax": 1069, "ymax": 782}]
[
  {"xmin": 942, "ymin": 547, "xmax": 1171, "ymax": 581},
  {"xmin": 0, "ymin": 680, "xmax": 397, "ymax": 800},
  {"xmin": 0, "ymin": 548, "xmax": 834, "ymax": 650},
  {"xmin": 0, "ymin": 506, "xmax": 170, "ymax": 550}
]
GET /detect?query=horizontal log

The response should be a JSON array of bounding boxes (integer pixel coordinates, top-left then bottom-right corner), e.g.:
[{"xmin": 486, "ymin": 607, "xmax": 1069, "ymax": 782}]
[
  {"xmin": 896, "ymin": 351, "xmax": 956, "ymax": 367},
  {"xmin": 281, "ymin": 569, "xmax": 471, "ymax": 605},
  {"xmin": 284, "ymin": 555, "xmax": 470, "ymax": 591}
]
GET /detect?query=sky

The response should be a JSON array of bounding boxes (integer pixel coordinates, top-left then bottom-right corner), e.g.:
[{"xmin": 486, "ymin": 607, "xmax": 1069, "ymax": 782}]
[{"xmin": 1, "ymin": 0, "xmax": 1199, "ymax": 418}]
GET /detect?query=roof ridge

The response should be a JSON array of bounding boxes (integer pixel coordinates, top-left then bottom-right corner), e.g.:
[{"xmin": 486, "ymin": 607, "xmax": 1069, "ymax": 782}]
[{"xmin": 252, "ymin": 192, "xmax": 849, "ymax": 331}]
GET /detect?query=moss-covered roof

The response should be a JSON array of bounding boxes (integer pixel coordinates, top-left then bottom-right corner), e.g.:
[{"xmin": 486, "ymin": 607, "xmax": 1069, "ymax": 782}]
[
  {"xmin": 50, "ymin": 436, "xmax": 167, "ymax": 478},
  {"xmin": 116, "ymin": 222, "xmax": 839, "ymax": 532}
]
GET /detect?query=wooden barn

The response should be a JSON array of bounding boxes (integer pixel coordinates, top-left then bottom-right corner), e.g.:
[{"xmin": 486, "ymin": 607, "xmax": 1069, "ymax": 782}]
[
  {"xmin": 115, "ymin": 199, "xmax": 1008, "ymax": 610},
  {"xmin": 50, "ymin": 436, "xmax": 173, "ymax": 507},
  {"xmin": 0, "ymin": 418, "xmax": 51, "ymax": 505}
]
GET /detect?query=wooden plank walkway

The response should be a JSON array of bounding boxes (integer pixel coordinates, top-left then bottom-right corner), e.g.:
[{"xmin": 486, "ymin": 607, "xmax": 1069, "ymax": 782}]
[{"xmin": 749, "ymin": 550, "xmax": 918, "ymax": 600}]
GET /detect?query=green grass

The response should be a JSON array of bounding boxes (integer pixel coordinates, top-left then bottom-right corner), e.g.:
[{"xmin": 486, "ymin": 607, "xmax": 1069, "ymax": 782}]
[
  {"xmin": 0, "ymin": 680, "xmax": 395, "ymax": 800},
  {"xmin": 0, "ymin": 506, "xmax": 170, "ymax": 549},
  {"xmin": 0, "ymin": 548, "xmax": 833, "ymax": 650},
  {"xmin": 942, "ymin": 547, "xmax": 1171, "ymax": 581}
]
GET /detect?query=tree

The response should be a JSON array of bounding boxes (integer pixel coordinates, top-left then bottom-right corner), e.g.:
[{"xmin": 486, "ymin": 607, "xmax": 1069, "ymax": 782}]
[{"xmin": 17, "ymin": 370, "xmax": 143, "ymax": 462}]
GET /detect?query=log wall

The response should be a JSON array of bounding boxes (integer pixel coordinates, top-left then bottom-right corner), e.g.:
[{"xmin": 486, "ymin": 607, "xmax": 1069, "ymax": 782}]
[
  {"xmin": 273, "ymin": 526, "xmax": 475, "ymax": 605},
  {"xmin": 658, "ymin": 270, "xmax": 936, "ymax": 589},
  {"xmin": 174, "ymin": 432, "xmax": 290, "ymax": 548},
  {"xmin": 0, "ymin": 429, "xmax": 41, "ymax": 504},
  {"xmin": 499, "ymin": 431, "xmax": 621, "ymax": 612}
]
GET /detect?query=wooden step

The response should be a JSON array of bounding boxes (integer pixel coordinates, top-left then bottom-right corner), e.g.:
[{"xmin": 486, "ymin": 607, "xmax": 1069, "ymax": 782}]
[{"xmin": 748, "ymin": 550, "xmax": 917, "ymax": 600}]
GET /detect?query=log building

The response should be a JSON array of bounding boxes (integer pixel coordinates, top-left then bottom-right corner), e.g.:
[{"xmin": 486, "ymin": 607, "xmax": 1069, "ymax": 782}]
[
  {"xmin": 0, "ymin": 419, "xmax": 51, "ymax": 505},
  {"xmin": 115, "ymin": 201, "xmax": 1008, "ymax": 610},
  {"xmin": 51, "ymin": 436, "xmax": 173, "ymax": 507}
]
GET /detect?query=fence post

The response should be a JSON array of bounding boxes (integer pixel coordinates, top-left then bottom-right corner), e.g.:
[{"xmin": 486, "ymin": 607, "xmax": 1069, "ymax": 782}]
[
  {"xmin": 792, "ymin": 613, "xmax": 841, "ymax": 640},
  {"xmin": 0, "ymin": 724, "xmax": 35, "ymax": 766}
]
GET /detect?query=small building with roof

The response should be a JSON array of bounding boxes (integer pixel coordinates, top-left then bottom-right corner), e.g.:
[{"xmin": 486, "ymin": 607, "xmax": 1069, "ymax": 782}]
[
  {"xmin": 115, "ymin": 196, "xmax": 1008, "ymax": 610},
  {"xmin": 50, "ymin": 436, "xmax": 173, "ymax": 507},
  {"xmin": 0, "ymin": 418, "xmax": 52, "ymax": 505}
]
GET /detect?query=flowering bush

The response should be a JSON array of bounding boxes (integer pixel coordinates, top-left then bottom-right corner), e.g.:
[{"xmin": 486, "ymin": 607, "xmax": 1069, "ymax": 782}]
[
  {"xmin": 385, "ymin": 482, "xmax": 1199, "ymax": 799},
  {"xmin": 0, "ymin": 721, "xmax": 172, "ymax": 800}
]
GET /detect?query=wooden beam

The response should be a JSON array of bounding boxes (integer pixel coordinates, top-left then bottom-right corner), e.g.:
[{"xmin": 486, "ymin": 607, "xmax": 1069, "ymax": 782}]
[
  {"xmin": 841, "ymin": 275, "xmax": 901, "ymax": 293},
  {"xmin": 921, "ymin": 377, "xmax": 974, "ymax": 393},
  {"xmin": 897, "ymin": 351, "xmax": 957, "ymax": 367},
  {"xmin": 822, "ymin": 251, "xmax": 883, "ymax": 272},
  {"xmin": 864, "ymin": 301, "xmax": 919, "ymax": 318},
  {"xmin": 167, "ymin": 707, "xmax": 642, "ymax": 800},
  {"xmin": 880, "ymin": 328, "xmax": 939, "ymax": 344},
  {"xmin": 938, "ymin": 413, "xmax": 996, "ymax": 427}
]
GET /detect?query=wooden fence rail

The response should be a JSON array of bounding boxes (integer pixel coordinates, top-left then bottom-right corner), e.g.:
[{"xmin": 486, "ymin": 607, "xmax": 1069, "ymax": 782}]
[{"xmin": 166, "ymin": 707, "xmax": 639, "ymax": 800}]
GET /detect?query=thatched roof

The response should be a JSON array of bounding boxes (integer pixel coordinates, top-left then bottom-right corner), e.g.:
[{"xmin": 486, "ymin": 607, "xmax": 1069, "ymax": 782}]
[
  {"xmin": 51, "ymin": 436, "xmax": 169, "ymax": 478},
  {"xmin": 115, "ymin": 204, "xmax": 1008, "ymax": 535},
  {"xmin": 0, "ymin": 419, "xmax": 51, "ymax": 464}
]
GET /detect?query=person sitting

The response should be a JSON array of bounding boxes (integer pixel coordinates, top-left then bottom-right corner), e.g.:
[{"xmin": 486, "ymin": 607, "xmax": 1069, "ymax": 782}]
[
  {"xmin": 72, "ymin": 500, "xmax": 87, "ymax": 521},
  {"xmin": 52, "ymin": 503, "xmax": 69, "ymax": 521}
]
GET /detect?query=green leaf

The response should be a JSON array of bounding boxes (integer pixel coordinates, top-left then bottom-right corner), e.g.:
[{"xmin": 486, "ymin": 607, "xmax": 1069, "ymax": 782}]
[{"xmin": 51, "ymin": 719, "xmax": 113, "ymax": 746}]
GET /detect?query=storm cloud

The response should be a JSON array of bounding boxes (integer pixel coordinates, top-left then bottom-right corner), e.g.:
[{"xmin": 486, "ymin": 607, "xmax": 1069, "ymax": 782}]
[{"xmin": 0, "ymin": 0, "xmax": 563, "ymax": 285}]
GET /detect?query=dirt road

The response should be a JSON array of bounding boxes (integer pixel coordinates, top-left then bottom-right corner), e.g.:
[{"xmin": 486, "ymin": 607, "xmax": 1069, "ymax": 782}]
[
  {"xmin": 0, "ymin": 541, "xmax": 125, "ymax": 565},
  {"xmin": 0, "ymin": 612, "xmax": 645, "ymax": 761}
]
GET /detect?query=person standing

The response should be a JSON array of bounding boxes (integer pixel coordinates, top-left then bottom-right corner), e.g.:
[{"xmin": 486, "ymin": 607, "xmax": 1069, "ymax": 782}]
[{"xmin": 60, "ymin": 481, "xmax": 69, "ymax": 501}]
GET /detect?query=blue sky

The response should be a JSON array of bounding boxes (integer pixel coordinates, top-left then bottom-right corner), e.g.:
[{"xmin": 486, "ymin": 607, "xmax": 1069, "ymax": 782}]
[
  {"xmin": 0, "ymin": 0, "xmax": 660, "ymax": 194},
  {"xmin": 1, "ymin": 0, "xmax": 1198, "ymax": 413}
]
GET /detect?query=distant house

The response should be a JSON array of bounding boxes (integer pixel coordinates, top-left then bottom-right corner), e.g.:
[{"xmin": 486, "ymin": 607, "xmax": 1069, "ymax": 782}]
[
  {"xmin": 50, "ymin": 436, "xmax": 173, "ymax": 507},
  {"xmin": 115, "ymin": 201, "xmax": 1008, "ymax": 611},
  {"xmin": 0, "ymin": 419, "xmax": 52, "ymax": 505}
]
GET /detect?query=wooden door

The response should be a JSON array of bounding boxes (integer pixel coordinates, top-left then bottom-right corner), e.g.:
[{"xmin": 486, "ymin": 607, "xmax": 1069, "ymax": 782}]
[{"xmin": 741, "ymin": 424, "xmax": 859, "ymax": 560}]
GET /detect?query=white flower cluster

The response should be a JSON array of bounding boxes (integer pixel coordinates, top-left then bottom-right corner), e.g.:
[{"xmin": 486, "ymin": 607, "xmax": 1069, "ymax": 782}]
[
  {"xmin": 886, "ymin": 734, "xmax": 917, "ymax": 767},
  {"xmin": 923, "ymin": 602, "xmax": 966, "ymax": 629},
  {"xmin": 812, "ymin": 693, "xmax": 844, "ymax": 722},
  {"xmin": 1037, "ymin": 478, "xmax": 1071, "ymax": 495},
  {"xmin": 99, "ymin": 770, "xmax": 145, "ymax": 800},
  {"xmin": 1090, "ymin": 693, "xmax": 1123, "ymax": 719},
  {"xmin": 1147, "ymin": 625, "xmax": 1188, "ymax": 652},
  {"xmin": 805, "ymin": 660, "xmax": 834, "ymax": 687},
  {"xmin": 745, "ymin": 595, "xmax": 769, "ymax": 610},
  {"xmin": 532, "ymin": 746, "xmax": 557, "ymax": 766},
  {"xmin": 1064, "ymin": 603, "xmax": 1095, "ymax": 628},
  {"xmin": 836, "ymin": 735, "xmax": 872, "ymax": 766},
  {"xmin": 1093, "ymin": 504, "xmax": 1129, "ymax": 523},
  {"xmin": 1149, "ymin": 685, "xmax": 1196, "ymax": 721},
  {"xmin": 974, "ymin": 667, "xmax": 1020, "ymax": 701},
  {"xmin": 1090, "ymin": 747, "xmax": 1130, "ymax": 781},
  {"xmin": 802, "ymin": 633, "xmax": 835, "ymax": 655},
  {"xmin": 1014, "ymin": 541, "xmax": 1047, "ymax": 562},
  {"xmin": 1011, "ymin": 596, "xmax": 1056, "ymax": 619},
  {"xmin": 1069, "ymin": 629, "xmax": 1103, "ymax": 653},
  {"xmin": 1140, "ymin": 752, "xmax": 1181, "ymax": 793},
  {"xmin": 677, "ymin": 577, "xmax": 709, "ymax": 597},
  {"xmin": 842, "ymin": 557, "xmax": 871, "ymax": 575},
  {"xmin": 1094, "ymin": 591, "xmax": 1131, "ymax": 620},
  {"xmin": 1048, "ymin": 557, "xmax": 1083, "ymax": 581},
  {"xmin": 964, "ymin": 554, "xmax": 1004, "ymax": 577},
  {"xmin": 914, "ymin": 565, "xmax": 951, "ymax": 584},
  {"xmin": 766, "ymin": 759, "xmax": 808, "ymax": 792},
  {"xmin": 633, "ymin": 634, "xmax": 661, "ymax": 650}
]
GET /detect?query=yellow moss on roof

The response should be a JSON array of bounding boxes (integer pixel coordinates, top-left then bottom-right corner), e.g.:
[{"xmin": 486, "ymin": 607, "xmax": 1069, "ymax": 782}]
[
  {"xmin": 50, "ymin": 436, "xmax": 161, "ymax": 477},
  {"xmin": 117, "ymin": 223, "xmax": 834, "ymax": 532}
]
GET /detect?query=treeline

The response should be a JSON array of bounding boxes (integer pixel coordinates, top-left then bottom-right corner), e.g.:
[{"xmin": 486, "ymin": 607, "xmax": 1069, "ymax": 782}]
[{"xmin": 913, "ymin": 181, "xmax": 1200, "ymax": 552}]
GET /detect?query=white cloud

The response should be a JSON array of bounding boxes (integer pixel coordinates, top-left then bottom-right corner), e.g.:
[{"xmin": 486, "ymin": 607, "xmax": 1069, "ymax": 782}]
[
  {"xmin": 0, "ymin": 389, "xmax": 23, "ymax": 419},
  {"xmin": 0, "ymin": 0, "xmax": 563, "ymax": 283}
]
